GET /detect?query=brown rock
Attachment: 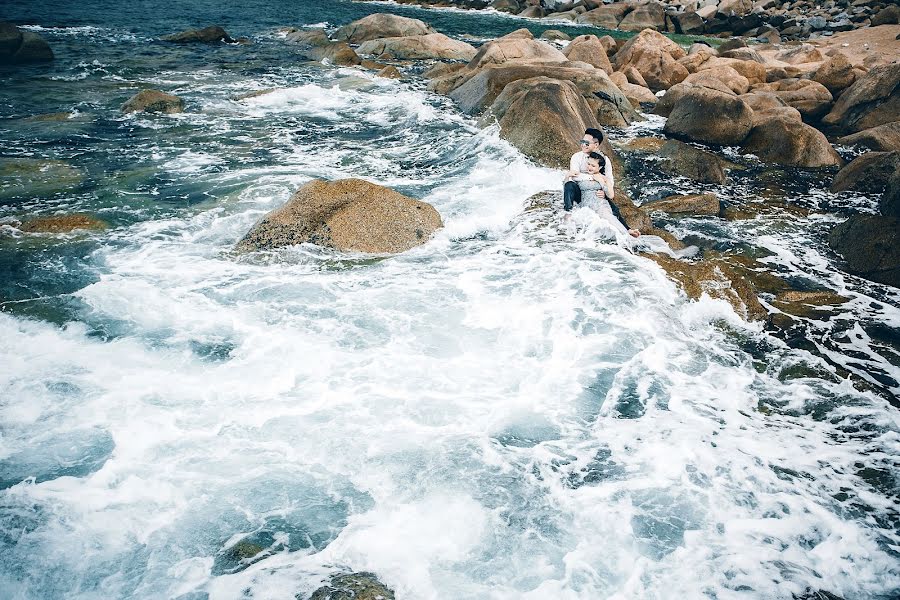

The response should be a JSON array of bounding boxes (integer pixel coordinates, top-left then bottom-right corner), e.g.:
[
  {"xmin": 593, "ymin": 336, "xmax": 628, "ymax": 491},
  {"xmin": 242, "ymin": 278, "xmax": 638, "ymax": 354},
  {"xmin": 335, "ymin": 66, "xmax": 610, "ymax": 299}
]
[
  {"xmin": 643, "ymin": 193, "xmax": 721, "ymax": 215},
  {"xmin": 828, "ymin": 215, "xmax": 900, "ymax": 288},
  {"xmin": 376, "ymin": 65, "xmax": 402, "ymax": 79},
  {"xmin": 684, "ymin": 66, "xmax": 750, "ymax": 94},
  {"xmin": 333, "ymin": 14, "xmax": 435, "ymax": 43},
  {"xmin": 830, "ymin": 151, "xmax": 900, "ymax": 194},
  {"xmin": 487, "ymin": 77, "xmax": 598, "ymax": 168},
  {"xmin": 284, "ymin": 29, "xmax": 331, "ymax": 47},
  {"xmin": 309, "ymin": 572, "xmax": 395, "ymax": 600},
  {"xmin": 467, "ymin": 37, "xmax": 567, "ymax": 69},
  {"xmin": 837, "ymin": 122, "xmax": 900, "ymax": 152},
  {"xmin": 822, "ymin": 63, "xmax": 900, "ymax": 134},
  {"xmin": 235, "ymin": 179, "xmax": 442, "ymax": 254},
  {"xmin": 575, "ymin": 5, "xmax": 628, "ymax": 28},
  {"xmin": 771, "ymin": 290, "xmax": 850, "ymax": 319},
  {"xmin": 769, "ymin": 78, "xmax": 833, "ymax": 120},
  {"xmin": 357, "ymin": 33, "xmax": 477, "ymax": 61},
  {"xmin": 742, "ymin": 113, "xmax": 843, "ymax": 168},
  {"xmin": 423, "ymin": 62, "xmax": 465, "ymax": 79},
  {"xmin": 697, "ymin": 56, "xmax": 766, "ymax": 85},
  {"xmin": 618, "ymin": 80, "xmax": 659, "ymax": 107},
  {"xmin": 121, "ymin": 89, "xmax": 184, "ymax": 114},
  {"xmin": 162, "ymin": 26, "xmax": 233, "ymax": 44},
  {"xmin": 618, "ymin": 2, "xmax": 666, "ymax": 32},
  {"xmin": 663, "ymin": 86, "xmax": 754, "ymax": 146},
  {"xmin": 812, "ymin": 53, "xmax": 857, "ymax": 95},
  {"xmin": 654, "ymin": 80, "xmax": 736, "ymax": 117},
  {"xmin": 540, "ymin": 29, "xmax": 571, "ymax": 41},
  {"xmin": 774, "ymin": 43, "xmax": 824, "ymax": 65},
  {"xmin": 612, "ymin": 29, "xmax": 689, "ymax": 92},
  {"xmin": 19, "ymin": 214, "xmax": 107, "ymax": 233},
  {"xmin": 624, "ymin": 66, "xmax": 648, "ymax": 88},
  {"xmin": 657, "ymin": 139, "xmax": 733, "ymax": 184},
  {"xmin": 563, "ymin": 35, "xmax": 613, "ymax": 74},
  {"xmin": 718, "ymin": 0, "xmax": 753, "ymax": 17}
]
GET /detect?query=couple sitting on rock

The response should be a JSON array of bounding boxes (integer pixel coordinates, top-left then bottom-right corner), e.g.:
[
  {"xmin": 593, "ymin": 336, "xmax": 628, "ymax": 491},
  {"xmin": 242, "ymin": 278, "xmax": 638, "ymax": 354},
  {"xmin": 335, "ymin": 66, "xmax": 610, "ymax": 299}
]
[{"xmin": 563, "ymin": 127, "xmax": 640, "ymax": 239}]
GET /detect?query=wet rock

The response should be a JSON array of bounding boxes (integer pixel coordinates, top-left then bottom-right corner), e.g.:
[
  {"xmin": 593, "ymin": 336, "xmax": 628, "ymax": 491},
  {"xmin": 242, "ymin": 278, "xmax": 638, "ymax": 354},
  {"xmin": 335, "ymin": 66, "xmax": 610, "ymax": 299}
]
[
  {"xmin": 563, "ymin": 35, "xmax": 613, "ymax": 74},
  {"xmin": 830, "ymin": 150, "xmax": 900, "ymax": 194},
  {"xmin": 19, "ymin": 214, "xmax": 107, "ymax": 233},
  {"xmin": 812, "ymin": 53, "xmax": 857, "ymax": 95},
  {"xmin": 540, "ymin": 29, "xmax": 570, "ymax": 41},
  {"xmin": 656, "ymin": 139, "xmax": 734, "ymax": 184},
  {"xmin": 235, "ymin": 178, "xmax": 442, "ymax": 254},
  {"xmin": 822, "ymin": 62, "xmax": 900, "ymax": 134},
  {"xmin": 306, "ymin": 572, "xmax": 395, "ymax": 600},
  {"xmin": 487, "ymin": 76, "xmax": 597, "ymax": 168},
  {"xmin": 232, "ymin": 88, "xmax": 278, "ymax": 101},
  {"xmin": 612, "ymin": 29, "xmax": 689, "ymax": 92},
  {"xmin": 828, "ymin": 214, "xmax": 900, "ymax": 288},
  {"xmin": 618, "ymin": 2, "xmax": 666, "ymax": 32},
  {"xmin": 742, "ymin": 112, "xmax": 843, "ymax": 168},
  {"xmin": 333, "ymin": 13, "xmax": 435, "ymax": 44},
  {"xmin": 0, "ymin": 23, "xmax": 53, "ymax": 64},
  {"xmin": 423, "ymin": 61, "xmax": 465, "ymax": 79},
  {"xmin": 837, "ymin": 121, "xmax": 900, "ymax": 152},
  {"xmin": 0, "ymin": 157, "xmax": 84, "ymax": 199},
  {"xmin": 376, "ymin": 65, "xmax": 402, "ymax": 79},
  {"xmin": 643, "ymin": 193, "xmax": 721, "ymax": 215},
  {"xmin": 663, "ymin": 86, "xmax": 754, "ymax": 146},
  {"xmin": 357, "ymin": 33, "xmax": 477, "ymax": 61},
  {"xmin": 771, "ymin": 290, "xmax": 850, "ymax": 319},
  {"xmin": 162, "ymin": 26, "xmax": 234, "ymax": 43},
  {"xmin": 648, "ymin": 254, "xmax": 768, "ymax": 321},
  {"xmin": 121, "ymin": 89, "xmax": 185, "ymax": 114},
  {"xmin": 284, "ymin": 28, "xmax": 331, "ymax": 46}
]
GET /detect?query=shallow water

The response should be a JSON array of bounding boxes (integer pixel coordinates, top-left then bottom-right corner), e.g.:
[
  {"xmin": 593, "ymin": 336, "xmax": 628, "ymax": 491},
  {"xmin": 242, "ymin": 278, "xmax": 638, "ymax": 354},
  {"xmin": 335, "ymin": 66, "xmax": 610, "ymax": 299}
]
[{"xmin": 1, "ymin": 1, "xmax": 899, "ymax": 599}]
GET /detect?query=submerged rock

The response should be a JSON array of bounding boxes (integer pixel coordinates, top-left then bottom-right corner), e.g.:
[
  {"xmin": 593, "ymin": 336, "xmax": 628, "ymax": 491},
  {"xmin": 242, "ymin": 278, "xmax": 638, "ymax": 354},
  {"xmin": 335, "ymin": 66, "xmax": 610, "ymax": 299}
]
[
  {"xmin": 121, "ymin": 89, "xmax": 184, "ymax": 114},
  {"xmin": 19, "ymin": 214, "xmax": 107, "ymax": 233},
  {"xmin": 162, "ymin": 26, "xmax": 234, "ymax": 43},
  {"xmin": 643, "ymin": 193, "xmax": 721, "ymax": 216},
  {"xmin": 235, "ymin": 178, "xmax": 442, "ymax": 254},
  {"xmin": 306, "ymin": 572, "xmax": 395, "ymax": 600},
  {"xmin": 0, "ymin": 157, "xmax": 84, "ymax": 199},
  {"xmin": 0, "ymin": 22, "xmax": 53, "ymax": 64}
]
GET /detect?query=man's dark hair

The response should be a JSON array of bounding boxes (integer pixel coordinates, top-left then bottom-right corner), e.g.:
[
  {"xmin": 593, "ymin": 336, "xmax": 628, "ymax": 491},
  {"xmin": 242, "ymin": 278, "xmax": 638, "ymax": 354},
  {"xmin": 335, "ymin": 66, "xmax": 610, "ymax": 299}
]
[{"xmin": 585, "ymin": 128, "xmax": 604, "ymax": 144}]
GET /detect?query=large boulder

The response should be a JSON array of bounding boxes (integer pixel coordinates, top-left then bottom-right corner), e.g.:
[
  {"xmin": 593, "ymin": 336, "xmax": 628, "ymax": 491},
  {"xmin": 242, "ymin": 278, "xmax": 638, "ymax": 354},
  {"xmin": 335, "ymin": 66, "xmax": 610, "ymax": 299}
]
[
  {"xmin": 235, "ymin": 179, "xmax": 442, "ymax": 254},
  {"xmin": 828, "ymin": 215, "xmax": 900, "ymax": 288},
  {"xmin": 822, "ymin": 63, "xmax": 900, "ymax": 135},
  {"xmin": 0, "ymin": 23, "xmax": 53, "ymax": 64},
  {"xmin": 663, "ymin": 86, "xmax": 754, "ymax": 146},
  {"xmin": 657, "ymin": 139, "xmax": 731, "ymax": 184},
  {"xmin": 654, "ymin": 80, "xmax": 736, "ymax": 117},
  {"xmin": 357, "ymin": 33, "xmax": 477, "ymax": 61},
  {"xmin": 333, "ymin": 14, "xmax": 435, "ymax": 44},
  {"xmin": 837, "ymin": 122, "xmax": 900, "ymax": 152},
  {"xmin": 830, "ymin": 151, "xmax": 900, "ymax": 194},
  {"xmin": 447, "ymin": 62, "xmax": 639, "ymax": 126},
  {"xmin": 285, "ymin": 29, "xmax": 361, "ymax": 66},
  {"xmin": 488, "ymin": 77, "xmax": 597, "ymax": 168},
  {"xmin": 812, "ymin": 53, "xmax": 857, "ymax": 96},
  {"xmin": 162, "ymin": 26, "xmax": 233, "ymax": 43},
  {"xmin": 696, "ymin": 56, "xmax": 766, "ymax": 85},
  {"xmin": 684, "ymin": 66, "xmax": 750, "ymax": 95},
  {"xmin": 618, "ymin": 2, "xmax": 666, "ymax": 32},
  {"xmin": 562, "ymin": 35, "xmax": 613, "ymax": 74},
  {"xmin": 575, "ymin": 5, "xmax": 629, "ymax": 28},
  {"xmin": 768, "ymin": 78, "xmax": 833, "ymax": 121},
  {"xmin": 467, "ymin": 36, "xmax": 567, "ymax": 70},
  {"xmin": 672, "ymin": 11, "xmax": 706, "ymax": 35},
  {"xmin": 121, "ymin": 89, "xmax": 184, "ymax": 114},
  {"xmin": 717, "ymin": 0, "xmax": 753, "ymax": 17},
  {"xmin": 612, "ymin": 29, "xmax": 688, "ymax": 92},
  {"xmin": 742, "ymin": 112, "xmax": 843, "ymax": 168}
]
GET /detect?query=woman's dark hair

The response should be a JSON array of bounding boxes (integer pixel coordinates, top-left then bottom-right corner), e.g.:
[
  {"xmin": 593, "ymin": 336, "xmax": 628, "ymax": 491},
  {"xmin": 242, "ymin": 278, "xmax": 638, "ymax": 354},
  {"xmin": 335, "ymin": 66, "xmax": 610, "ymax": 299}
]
[
  {"xmin": 587, "ymin": 151, "xmax": 607, "ymax": 162},
  {"xmin": 585, "ymin": 127, "xmax": 605, "ymax": 144}
]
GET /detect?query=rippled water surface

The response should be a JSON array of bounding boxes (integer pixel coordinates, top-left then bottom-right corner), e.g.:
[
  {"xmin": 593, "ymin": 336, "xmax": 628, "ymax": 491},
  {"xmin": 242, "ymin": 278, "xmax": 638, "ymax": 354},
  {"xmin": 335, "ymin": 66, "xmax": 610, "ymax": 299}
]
[{"xmin": 1, "ymin": 1, "xmax": 899, "ymax": 599}]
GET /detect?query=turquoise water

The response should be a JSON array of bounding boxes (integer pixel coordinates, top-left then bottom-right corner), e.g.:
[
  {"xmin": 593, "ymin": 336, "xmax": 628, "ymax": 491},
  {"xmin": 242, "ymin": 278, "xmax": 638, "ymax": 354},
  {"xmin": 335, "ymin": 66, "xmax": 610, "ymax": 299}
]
[{"xmin": 1, "ymin": 1, "xmax": 899, "ymax": 599}]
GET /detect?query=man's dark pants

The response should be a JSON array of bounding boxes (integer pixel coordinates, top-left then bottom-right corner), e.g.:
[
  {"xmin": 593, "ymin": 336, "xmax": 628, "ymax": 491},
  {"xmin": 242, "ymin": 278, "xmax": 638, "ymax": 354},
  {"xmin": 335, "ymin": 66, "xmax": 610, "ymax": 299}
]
[{"xmin": 563, "ymin": 181, "xmax": 581, "ymax": 211}]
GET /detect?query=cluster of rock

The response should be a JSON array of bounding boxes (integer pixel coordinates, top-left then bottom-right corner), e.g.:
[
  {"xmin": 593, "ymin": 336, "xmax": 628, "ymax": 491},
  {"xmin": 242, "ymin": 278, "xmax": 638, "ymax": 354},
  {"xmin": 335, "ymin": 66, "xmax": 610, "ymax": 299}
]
[
  {"xmin": 376, "ymin": 0, "xmax": 900, "ymax": 42},
  {"xmin": 0, "ymin": 22, "xmax": 53, "ymax": 64}
]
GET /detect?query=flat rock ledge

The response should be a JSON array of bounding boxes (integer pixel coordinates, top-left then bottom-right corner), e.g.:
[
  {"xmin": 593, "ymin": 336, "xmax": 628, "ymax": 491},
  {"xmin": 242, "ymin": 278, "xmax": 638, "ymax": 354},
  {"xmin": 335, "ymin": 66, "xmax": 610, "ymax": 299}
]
[
  {"xmin": 236, "ymin": 178, "xmax": 442, "ymax": 254},
  {"xmin": 305, "ymin": 572, "xmax": 395, "ymax": 600}
]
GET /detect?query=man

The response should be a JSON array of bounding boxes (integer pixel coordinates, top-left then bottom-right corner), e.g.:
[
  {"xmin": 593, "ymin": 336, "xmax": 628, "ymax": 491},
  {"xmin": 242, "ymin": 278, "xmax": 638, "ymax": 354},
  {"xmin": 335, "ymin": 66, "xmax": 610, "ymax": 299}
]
[{"xmin": 562, "ymin": 127, "xmax": 639, "ymax": 237}]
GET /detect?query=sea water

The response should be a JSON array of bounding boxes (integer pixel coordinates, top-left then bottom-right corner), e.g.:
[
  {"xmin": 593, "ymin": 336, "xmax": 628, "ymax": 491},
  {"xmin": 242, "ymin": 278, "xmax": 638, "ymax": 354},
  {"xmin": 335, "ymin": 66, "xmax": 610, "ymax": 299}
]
[{"xmin": 1, "ymin": 1, "xmax": 899, "ymax": 598}]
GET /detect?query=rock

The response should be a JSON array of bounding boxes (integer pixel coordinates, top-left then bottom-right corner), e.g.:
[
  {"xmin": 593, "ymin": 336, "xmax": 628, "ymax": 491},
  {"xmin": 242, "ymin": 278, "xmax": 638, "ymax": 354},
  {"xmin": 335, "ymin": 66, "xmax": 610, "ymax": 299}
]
[
  {"xmin": 540, "ymin": 29, "xmax": 570, "ymax": 41},
  {"xmin": 491, "ymin": 0, "xmax": 522, "ymax": 13},
  {"xmin": 828, "ymin": 215, "xmax": 900, "ymax": 288},
  {"xmin": 624, "ymin": 66, "xmax": 648, "ymax": 88},
  {"xmin": 563, "ymin": 35, "xmax": 613, "ymax": 73},
  {"xmin": 618, "ymin": 80, "xmax": 659, "ymax": 107},
  {"xmin": 162, "ymin": 26, "xmax": 234, "ymax": 43},
  {"xmin": 0, "ymin": 158, "xmax": 84, "ymax": 199},
  {"xmin": 654, "ymin": 80, "xmax": 737, "ymax": 117},
  {"xmin": 121, "ymin": 89, "xmax": 185, "ymax": 114},
  {"xmin": 285, "ymin": 29, "xmax": 361, "ymax": 66},
  {"xmin": 648, "ymin": 254, "xmax": 768, "ymax": 321},
  {"xmin": 830, "ymin": 151, "xmax": 900, "ymax": 194},
  {"xmin": 822, "ymin": 63, "xmax": 900, "ymax": 134},
  {"xmin": 0, "ymin": 23, "xmax": 54, "ymax": 64},
  {"xmin": 672, "ymin": 11, "xmax": 706, "ymax": 35},
  {"xmin": 837, "ymin": 122, "xmax": 900, "ymax": 152},
  {"xmin": 376, "ymin": 65, "xmax": 402, "ymax": 78},
  {"xmin": 306, "ymin": 572, "xmax": 395, "ymax": 600},
  {"xmin": 333, "ymin": 14, "xmax": 435, "ymax": 44},
  {"xmin": 771, "ymin": 290, "xmax": 851, "ymax": 319},
  {"xmin": 742, "ymin": 112, "xmax": 843, "ymax": 168},
  {"xmin": 812, "ymin": 53, "xmax": 857, "ymax": 95},
  {"xmin": 487, "ymin": 76, "xmax": 598, "ymax": 168},
  {"xmin": 657, "ymin": 139, "xmax": 732, "ymax": 184},
  {"xmin": 618, "ymin": 2, "xmax": 667, "ymax": 32},
  {"xmin": 612, "ymin": 29, "xmax": 689, "ymax": 92},
  {"xmin": 870, "ymin": 5, "xmax": 900, "ymax": 26},
  {"xmin": 664, "ymin": 86, "xmax": 754, "ymax": 146},
  {"xmin": 467, "ymin": 37, "xmax": 567, "ymax": 69},
  {"xmin": 423, "ymin": 61, "xmax": 465, "ymax": 79},
  {"xmin": 285, "ymin": 29, "xmax": 330, "ymax": 46},
  {"xmin": 357, "ymin": 33, "xmax": 477, "ymax": 61},
  {"xmin": 774, "ymin": 43, "xmax": 824, "ymax": 65},
  {"xmin": 739, "ymin": 90, "xmax": 793, "ymax": 113},
  {"xmin": 447, "ymin": 62, "xmax": 638, "ymax": 127},
  {"xmin": 718, "ymin": 0, "xmax": 753, "ymax": 17},
  {"xmin": 696, "ymin": 56, "xmax": 766, "ymax": 85},
  {"xmin": 643, "ymin": 193, "xmax": 721, "ymax": 215},
  {"xmin": 19, "ymin": 214, "xmax": 107, "ymax": 233},
  {"xmin": 769, "ymin": 78, "xmax": 834, "ymax": 120},
  {"xmin": 518, "ymin": 6, "xmax": 545, "ymax": 18},
  {"xmin": 576, "ymin": 6, "xmax": 628, "ymax": 28},
  {"xmin": 684, "ymin": 66, "xmax": 750, "ymax": 94},
  {"xmin": 232, "ymin": 89, "xmax": 278, "ymax": 100},
  {"xmin": 235, "ymin": 179, "xmax": 442, "ymax": 254}
]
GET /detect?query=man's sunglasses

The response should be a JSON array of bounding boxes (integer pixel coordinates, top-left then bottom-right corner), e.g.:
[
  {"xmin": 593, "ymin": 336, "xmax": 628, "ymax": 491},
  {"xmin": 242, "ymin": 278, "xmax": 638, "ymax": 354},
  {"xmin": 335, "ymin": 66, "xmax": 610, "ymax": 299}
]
[{"xmin": 579, "ymin": 139, "xmax": 593, "ymax": 145}]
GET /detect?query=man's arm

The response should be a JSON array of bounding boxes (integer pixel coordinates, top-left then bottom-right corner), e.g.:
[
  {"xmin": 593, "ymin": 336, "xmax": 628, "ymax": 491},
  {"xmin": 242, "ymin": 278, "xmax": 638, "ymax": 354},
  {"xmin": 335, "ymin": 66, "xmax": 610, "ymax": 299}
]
[{"xmin": 603, "ymin": 156, "xmax": 615, "ymax": 199}]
